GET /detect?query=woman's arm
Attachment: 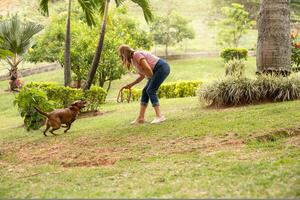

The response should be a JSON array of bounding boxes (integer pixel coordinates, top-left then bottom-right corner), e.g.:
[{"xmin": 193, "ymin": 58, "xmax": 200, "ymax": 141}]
[
  {"xmin": 122, "ymin": 74, "xmax": 145, "ymax": 89},
  {"xmin": 139, "ymin": 58, "xmax": 153, "ymax": 78}
]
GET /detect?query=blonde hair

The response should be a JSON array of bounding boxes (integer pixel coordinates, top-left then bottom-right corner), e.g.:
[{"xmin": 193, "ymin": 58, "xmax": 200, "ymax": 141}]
[{"xmin": 118, "ymin": 44, "xmax": 135, "ymax": 70}]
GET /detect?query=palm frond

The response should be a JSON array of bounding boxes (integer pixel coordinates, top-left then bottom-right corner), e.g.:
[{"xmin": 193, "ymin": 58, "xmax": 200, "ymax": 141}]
[
  {"xmin": 77, "ymin": 0, "xmax": 97, "ymax": 26},
  {"xmin": 39, "ymin": 0, "xmax": 50, "ymax": 16},
  {"xmin": 130, "ymin": 0, "xmax": 153, "ymax": 23},
  {"xmin": 0, "ymin": 15, "xmax": 43, "ymax": 55},
  {"xmin": 115, "ymin": 0, "xmax": 126, "ymax": 7}
]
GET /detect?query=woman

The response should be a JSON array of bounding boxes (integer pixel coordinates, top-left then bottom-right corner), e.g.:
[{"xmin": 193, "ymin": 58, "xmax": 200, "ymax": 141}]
[{"xmin": 118, "ymin": 44, "xmax": 170, "ymax": 124}]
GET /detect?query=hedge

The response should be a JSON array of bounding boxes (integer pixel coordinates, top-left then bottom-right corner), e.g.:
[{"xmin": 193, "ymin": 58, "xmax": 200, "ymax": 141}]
[
  {"xmin": 124, "ymin": 80, "xmax": 202, "ymax": 101},
  {"xmin": 220, "ymin": 48, "xmax": 248, "ymax": 62},
  {"xmin": 24, "ymin": 82, "xmax": 107, "ymax": 111}
]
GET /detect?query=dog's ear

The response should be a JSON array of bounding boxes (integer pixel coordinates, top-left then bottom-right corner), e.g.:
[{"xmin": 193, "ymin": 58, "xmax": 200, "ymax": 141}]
[{"xmin": 71, "ymin": 102, "xmax": 78, "ymax": 107}]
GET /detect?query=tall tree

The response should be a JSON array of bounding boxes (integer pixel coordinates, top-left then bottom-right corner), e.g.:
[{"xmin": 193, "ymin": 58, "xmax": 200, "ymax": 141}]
[
  {"xmin": 84, "ymin": 0, "xmax": 153, "ymax": 90},
  {"xmin": 216, "ymin": 3, "xmax": 255, "ymax": 48},
  {"xmin": 150, "ymin": 12, "xmax": 195, "ymax": 60},
  {"xmin": 0, "ymin": 15, "xmax": 43, "ymax": 91},
  {"xmin": 256, "ymin": 0, "xmax": 291, "ymax": 75},
  {"xmin": 39, "ymin": 0, "xmax": 97, "ymax": 87}
]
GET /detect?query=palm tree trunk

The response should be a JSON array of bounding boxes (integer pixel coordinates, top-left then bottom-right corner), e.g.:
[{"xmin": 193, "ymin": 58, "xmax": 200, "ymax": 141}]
[
  {"xmin": 8, "ymin": 54, "xmax": 22, "ymax": 91},
  {"xmin": 64, "ymin": 0, "xmax": 72, "ymax": 86},
  {"xmin": 84, "ymin": 0, "xmax": 110, "ymax": 90},
  {"xmin": 256, "ymin": 0, "xmax": 291, "ymax": 76}
]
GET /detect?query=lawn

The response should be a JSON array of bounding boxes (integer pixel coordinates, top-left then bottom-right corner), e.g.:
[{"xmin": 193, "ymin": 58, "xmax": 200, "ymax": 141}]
[{"xmin": 0, "ymin": 57, "xmax": 299, "ymax": 198}]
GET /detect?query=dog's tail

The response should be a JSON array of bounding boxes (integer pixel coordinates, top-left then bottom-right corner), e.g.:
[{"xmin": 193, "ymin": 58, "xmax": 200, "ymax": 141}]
[{"xmin": 33, "ymin": 106, "xmax": 49, "ymax": 118}]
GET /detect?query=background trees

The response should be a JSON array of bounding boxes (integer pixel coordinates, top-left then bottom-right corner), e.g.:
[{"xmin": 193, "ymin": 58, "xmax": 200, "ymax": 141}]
[
  {"xmin": 216, "ymin": 3, "xmax": 255, "ymax": 48},
  {"xmin": 39, "ymin": 0, "xmax": 97, "ymax": 87},
  {"xmin": 0, "ymin": 15, "xmax": 43, "ymax": 91},
  {"xmin": 26, "ymin": 9, "xmax": 152, "ymax": 92},
  {"xmin": 84, "ymin": 0, "xmax": 153, "ymax": 90},
  {"xmin": 150, "ymin": 12, "xmax": 195, "ymax": 59}
]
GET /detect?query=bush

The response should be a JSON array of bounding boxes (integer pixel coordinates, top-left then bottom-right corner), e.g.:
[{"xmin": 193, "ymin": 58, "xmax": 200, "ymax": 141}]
[
  {"xmin": 13, "ymin": 87, "xmax": 56, "ymax": 131},
  {"xmin": 24, "ymin": 82, "xmax": 107, "ymax": 111},
  {"xmin": 291, "ymin": 29, "xmax": 300, "ymax": 71},
  {"xmin": 15, "ymin": 82, "xmax": 107, "ymax": 130},
  {"xmin": 220, "ymin": 48, "xmax": 248, "ymax": 62},
  {"xmin": 200, "ymin": 75, "xmax": 300, "ymax": 107},
  {"xmin": 225, "ymin": 59, "xmax": 245, "ymax": 77},
  {"xmin": 124, "ymin": 80, "xmax": 202, "ymax": 101}
]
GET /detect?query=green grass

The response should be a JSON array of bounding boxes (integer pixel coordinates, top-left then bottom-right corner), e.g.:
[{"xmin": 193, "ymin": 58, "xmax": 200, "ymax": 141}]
[
  {"xmin": 0, "ymin": 95, "xmax": 300, "ymax": 198},
  {"xmin": 0, "ymin": 57, "xmax": 299, "ymax": 198}
]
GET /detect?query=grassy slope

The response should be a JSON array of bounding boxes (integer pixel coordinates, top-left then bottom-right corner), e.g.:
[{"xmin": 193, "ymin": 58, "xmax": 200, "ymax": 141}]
[
  {"xmin": 0, "ymin": 97, "xmax": 299, "ymax": 198},
  {"xmin": 0, "ymin": 57, "xmax": 299, "ymax": 198}
]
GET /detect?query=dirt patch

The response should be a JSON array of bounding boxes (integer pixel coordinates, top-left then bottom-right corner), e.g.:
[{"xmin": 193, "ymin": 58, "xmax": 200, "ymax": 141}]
[
  {"xmin": 1, "ymin": 133, "xmax": 245, "ymax": 168},
  {"xmin": 248, "ymin": 127, "xmax": 300, "ymax": 143},
  {"xmin": 16, "ymin": 138, "xmax": 124, "ymax": 167},
  {"xmin": 286, "ymin": 134, "xmax": 300, "ymax": 148},
  {"xmin": 2, "ymin": 127, "xmax": 299, "ymax": 168}
]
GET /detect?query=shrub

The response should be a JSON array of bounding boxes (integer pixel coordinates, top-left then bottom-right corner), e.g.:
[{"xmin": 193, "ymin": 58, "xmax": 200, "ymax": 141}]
[
  {"xmin": 124, "ymin": 80, "xmax": 202, "ymax": 102},
  {"xmin": 15, "ymin": 82, "xmax": 107, "ymax": 130},
  {"xmin": 220, "ymin": 48, "xmax": 248, "ymax": 62},
  {"xmin": 13, "ymin": 87, "xmax": 56, "ymax": 131},
  {"xmin": 225, "ymin": 59, "xmax": 245, "ymax": 78},
  {"xmin": 291, "ymin": 29, "xmax": 300, "ymax": 71},
  {"xmin": 200, "ymin": 75, "xmax": 300, "ymax": 107},
  {"xmin": 25, "ymin": 82, "xmax": 107, "ymax": 111}
]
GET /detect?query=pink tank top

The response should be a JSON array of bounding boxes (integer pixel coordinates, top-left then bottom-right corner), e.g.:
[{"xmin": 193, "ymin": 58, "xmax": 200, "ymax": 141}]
[{"xmin": 132, "ymin": 51, "xmax": 159, "ymax": 74}]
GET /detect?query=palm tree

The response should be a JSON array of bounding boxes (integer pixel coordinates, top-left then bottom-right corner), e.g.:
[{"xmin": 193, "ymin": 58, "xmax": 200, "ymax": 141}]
[
  {"xmin": 83, "ymin": 0, "xmax": 153, "ymax": 90},
  {"xmin": 0, "ymin": 37, "xmax": 12, "ymax": 59},
  {"xmin": 39, "ymin": 0, "xmax": 97, "ymax": 87},
  {"xmin": 0, "ymin": 15, "xmax": 43, "ymax": 91},
  {"xmin": 256, "ymin": 0, "xmax": 291, "ymax": 75}
]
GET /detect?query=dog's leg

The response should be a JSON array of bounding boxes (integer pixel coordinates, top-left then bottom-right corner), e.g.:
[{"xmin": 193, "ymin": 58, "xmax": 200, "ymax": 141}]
[
  {"xmin": 64, "ymin": 124, "xmax": 72, "ymax": 133},
  {"xmin": 49, "ymin": 128, "xmax": 59, "ymax": 136},
  {"xmin": 43, "ymin": 124, "xmax": 50, "ymax": 137}
]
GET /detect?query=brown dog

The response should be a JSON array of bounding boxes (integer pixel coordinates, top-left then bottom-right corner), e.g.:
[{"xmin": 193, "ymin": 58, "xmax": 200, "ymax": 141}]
[{"xmin": 34, "ymin": 100, "xmax": 87, "ymax": 136}]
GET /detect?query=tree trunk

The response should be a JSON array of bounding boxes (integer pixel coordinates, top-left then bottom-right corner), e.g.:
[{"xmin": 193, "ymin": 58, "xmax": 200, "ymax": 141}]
[
  {"xmin": 8, "ymin": 54, "xmax": 21, "ymax": 91},
  {"xmin": 256, "ymin": 0, "xmax": 291, "ymax": 76},
  {"xmin": 84, "ymin": 0, "xmax": 110, "ymax": 90},
  {"xmin": 98, "ymin": 73, "xmax": 105, "ymax": 88},
  {"xmin": 106, "ymin": 79, "xmax": 112, "ymax": 92},
  {"xmin": 76, "ymin": 79, "xmax": 81, "ymax": 88},
  {"xmin": 165, "ymin": 43, "xmax": 168, "ymax": 60},
  {"xmin": 9, "ymin": 66, "xmax": 18, "ymax": 91},
  {"xmin": 64, "ymin": 0, "xmax": 72, "ymax": 86}
]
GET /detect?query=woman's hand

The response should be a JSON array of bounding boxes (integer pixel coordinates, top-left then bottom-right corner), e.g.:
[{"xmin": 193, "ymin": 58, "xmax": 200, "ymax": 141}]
[{"xmin": 121, "ymin": 84, "xmax": 132, "ymax": 90}]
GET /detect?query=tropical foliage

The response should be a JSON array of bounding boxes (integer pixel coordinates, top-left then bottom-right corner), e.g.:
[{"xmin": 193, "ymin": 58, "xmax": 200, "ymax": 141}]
[
  {"xmin": 26, "ymin": 10, "xmax": 152, "ymax": 91},
  {"xmin": 39, "ymin": 0, "xmax": 98, "ymax": 87},
  {"xmin": 0, "ymin": 15, "xmax": 43, "ymax": 91},
  {"xmin": 84, "ymin": 0, "xmax": 153, "ymax": 90}
]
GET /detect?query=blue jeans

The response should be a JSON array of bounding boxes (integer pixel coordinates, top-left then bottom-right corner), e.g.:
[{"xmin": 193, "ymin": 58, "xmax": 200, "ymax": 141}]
[{"xmin": 141, "ymin": 59, "xmax": 170, "ymax": 107}]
